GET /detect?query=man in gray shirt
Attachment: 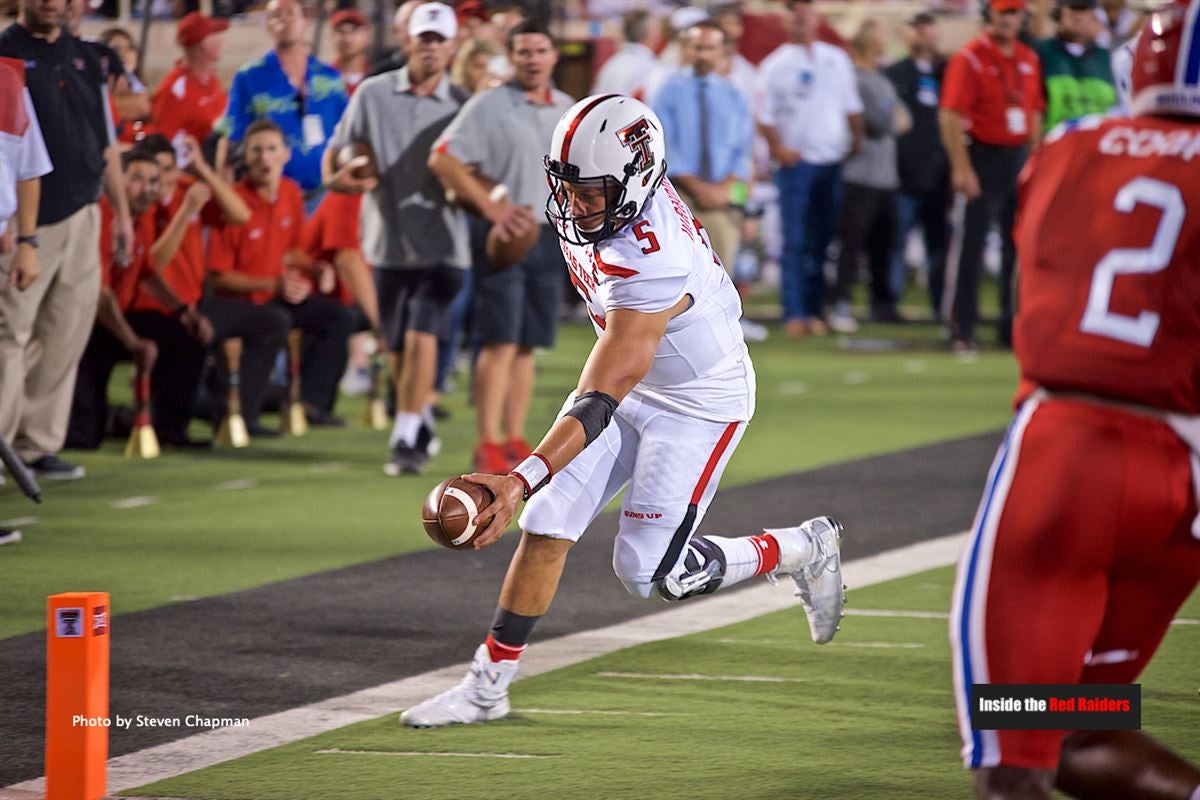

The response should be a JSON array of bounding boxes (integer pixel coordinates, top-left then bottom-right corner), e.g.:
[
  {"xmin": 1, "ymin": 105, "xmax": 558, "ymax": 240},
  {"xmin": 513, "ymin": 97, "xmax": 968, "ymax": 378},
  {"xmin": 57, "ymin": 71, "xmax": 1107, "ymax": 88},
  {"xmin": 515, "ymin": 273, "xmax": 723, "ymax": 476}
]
[
  {"xmin": 324, "ymin": 2, "xmax": 469, "ymax": 476},
  {"xmin": 830, "ymin": 20, "xmax": 911, "ymax": 332},
  {"xmin": 430, "ymin": 20, "xmax": 574, "ymax": 475}
]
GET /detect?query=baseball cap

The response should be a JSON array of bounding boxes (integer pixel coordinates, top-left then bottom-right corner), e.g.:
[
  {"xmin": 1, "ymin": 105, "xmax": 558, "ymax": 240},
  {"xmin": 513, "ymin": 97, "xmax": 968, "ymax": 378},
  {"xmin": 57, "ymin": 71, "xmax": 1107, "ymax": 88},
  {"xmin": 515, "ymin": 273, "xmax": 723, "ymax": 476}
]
[
  {"xmin": 1058, "ymin": 0, "xmax": 1098, "ymax": 9},
  {"xmin": 176, "ymin": 12, "xmax": 229, "ymax": 48},
  {"xmin": 909, "ymin": 10, "xmax": 937, "ymax": 25},
  {"xmin": 409, "ymin": 2, "xmax": 457, "ymax": 40},
  {"xmin": 991, "ymin": 0, "xmax": 1028, "ymax": 12},
  {"xmin": 329, "ymin": 8, "xmax": 368, "ymax": 28}
]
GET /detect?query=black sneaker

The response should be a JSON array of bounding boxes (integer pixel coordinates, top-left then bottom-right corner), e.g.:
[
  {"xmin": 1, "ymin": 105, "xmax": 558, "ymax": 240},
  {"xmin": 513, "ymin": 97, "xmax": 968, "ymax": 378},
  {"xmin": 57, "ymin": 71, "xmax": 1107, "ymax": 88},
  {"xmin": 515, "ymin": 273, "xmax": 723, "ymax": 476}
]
[
  {"xmin": 305, "ymin": 408, "xmax": 347, "ymax": 428},
  {"xmin": 244, "ymin": 422, "xmax": 282, "ymax": 439},
  {"xmin": 415, "ymin": 421, "xmax": 442, "ymax": 458},
  {"xmin": 384, "ymin": 442, "xmax": 429, "ymax": 476},
  {"xmin": 0, "ymin": 528, "xmax": 22, "ymax": 546},
  {"xmin": 26, "ymin": 454, "xmax": 85, "ymax": 480}
]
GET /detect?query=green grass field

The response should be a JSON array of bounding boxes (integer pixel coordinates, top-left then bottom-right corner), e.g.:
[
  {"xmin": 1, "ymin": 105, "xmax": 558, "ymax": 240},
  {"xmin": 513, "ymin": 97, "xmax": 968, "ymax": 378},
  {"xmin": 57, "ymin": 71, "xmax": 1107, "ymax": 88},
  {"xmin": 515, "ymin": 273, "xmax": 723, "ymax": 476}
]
[
  {"xmin": 127, "ymin": 566, "xmax": 1200, "ymax": 800},
  {"xmin": 0, "ymin": 320, "xmax": 1018, "ymax": 639}
]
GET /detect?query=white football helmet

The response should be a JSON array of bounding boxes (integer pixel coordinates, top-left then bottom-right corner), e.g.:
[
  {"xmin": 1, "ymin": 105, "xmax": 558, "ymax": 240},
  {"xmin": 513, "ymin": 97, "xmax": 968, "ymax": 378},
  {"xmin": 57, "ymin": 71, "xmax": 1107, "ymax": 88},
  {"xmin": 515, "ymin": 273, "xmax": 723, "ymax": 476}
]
[{"xmin": 544, "ymin": 94, "xmax": 668, "ymax": 245}]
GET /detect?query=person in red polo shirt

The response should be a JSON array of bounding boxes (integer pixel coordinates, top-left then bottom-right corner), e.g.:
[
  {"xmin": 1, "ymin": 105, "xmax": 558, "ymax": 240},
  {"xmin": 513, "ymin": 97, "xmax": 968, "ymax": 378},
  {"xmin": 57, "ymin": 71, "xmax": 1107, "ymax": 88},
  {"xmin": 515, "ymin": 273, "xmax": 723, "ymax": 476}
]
[
  {"xmin": 939, "ymin": 0, "xmax": 1043, "ymax": 353},
  {"xmin": 151, "ymin": 12, "xmax": 229, "ymax": 160},
  {"xmin": 66, "ymin": 148, "xmax": 161, "ymax": 449},
  {"xmin": 209, "ymin": 119, "xmax": 355, "ymax": 430}
]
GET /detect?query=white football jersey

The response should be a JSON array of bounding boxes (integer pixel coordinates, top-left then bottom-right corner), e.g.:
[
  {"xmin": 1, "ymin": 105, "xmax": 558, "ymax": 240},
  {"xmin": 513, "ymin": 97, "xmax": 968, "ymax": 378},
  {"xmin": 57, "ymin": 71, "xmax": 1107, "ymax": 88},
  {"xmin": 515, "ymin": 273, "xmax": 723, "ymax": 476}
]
[{"xmin": 557, "ymin": 178, "xmax": 756, "ymax": 423}]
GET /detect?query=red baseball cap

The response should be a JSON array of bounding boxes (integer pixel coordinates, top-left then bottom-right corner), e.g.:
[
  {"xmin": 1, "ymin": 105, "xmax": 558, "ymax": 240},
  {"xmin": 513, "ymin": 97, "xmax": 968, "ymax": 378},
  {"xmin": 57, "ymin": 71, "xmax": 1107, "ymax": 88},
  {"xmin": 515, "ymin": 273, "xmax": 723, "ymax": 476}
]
[
  {"xmin": 176, "ymin": 12, "xmax": 229, "ymax": 48},
  {"xmin": 329, "ymin": 9, "xmax": 368, "ymax": 29},
  {"xmin": 990, "ymin": 0, "xmax": 1027, "ymax": 12}
]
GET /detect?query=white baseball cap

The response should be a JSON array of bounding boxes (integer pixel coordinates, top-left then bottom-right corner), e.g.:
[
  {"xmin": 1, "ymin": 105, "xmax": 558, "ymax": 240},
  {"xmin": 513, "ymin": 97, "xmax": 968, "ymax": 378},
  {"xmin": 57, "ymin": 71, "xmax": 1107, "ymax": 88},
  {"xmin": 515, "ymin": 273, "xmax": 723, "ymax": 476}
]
[{"xmin": 409, "ymin": 2, "xmax": 457, "ymax": 40}]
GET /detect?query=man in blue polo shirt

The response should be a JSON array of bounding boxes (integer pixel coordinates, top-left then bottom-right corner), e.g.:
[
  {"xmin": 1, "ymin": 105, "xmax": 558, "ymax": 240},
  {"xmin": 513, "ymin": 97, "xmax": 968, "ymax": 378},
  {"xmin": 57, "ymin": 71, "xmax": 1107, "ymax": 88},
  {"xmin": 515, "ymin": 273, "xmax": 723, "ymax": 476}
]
[{"xmin": 219, "ymin": 0, "xmax": 347, "ymax": 205}]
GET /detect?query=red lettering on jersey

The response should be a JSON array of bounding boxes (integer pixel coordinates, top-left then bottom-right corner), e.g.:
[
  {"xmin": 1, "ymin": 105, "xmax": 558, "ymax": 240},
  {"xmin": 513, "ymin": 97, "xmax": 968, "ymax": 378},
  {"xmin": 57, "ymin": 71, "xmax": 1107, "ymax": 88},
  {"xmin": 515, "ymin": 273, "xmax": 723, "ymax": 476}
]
[
  {"xmin": 594, "ymin": 247, "xmax": 638, "ymax": 278},
  {"xmin": 589, "ymin": 308, "xmax": 607, "ymax": 330},
  {"xmin": 660, "ymin": 179, "xmax": 696, "ymax": 241},
  {"xmin": 633, "ymin": 221, "xmax": 660, "ymax": 254},
  {"xmin": 562, "ymin": 244, "xmax": 596, "ymax": 299}
]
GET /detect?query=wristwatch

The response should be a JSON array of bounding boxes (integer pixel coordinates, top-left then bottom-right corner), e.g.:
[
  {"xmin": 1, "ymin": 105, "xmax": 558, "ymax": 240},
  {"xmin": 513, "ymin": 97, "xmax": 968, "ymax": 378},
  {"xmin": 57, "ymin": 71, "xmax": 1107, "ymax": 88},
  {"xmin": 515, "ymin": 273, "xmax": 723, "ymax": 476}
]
[{"xmin": 16, "ymin": 235, "xmax": 38, "ymax": 249}]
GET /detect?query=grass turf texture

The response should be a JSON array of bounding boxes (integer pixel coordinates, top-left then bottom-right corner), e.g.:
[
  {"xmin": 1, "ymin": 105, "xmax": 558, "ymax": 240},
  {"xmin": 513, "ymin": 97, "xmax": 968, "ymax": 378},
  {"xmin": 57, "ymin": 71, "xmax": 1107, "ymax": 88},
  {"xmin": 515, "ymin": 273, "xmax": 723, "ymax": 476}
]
[
  {"xmin": 0, "ymin": 320, "xmax": 1016, "ymax": 639},
  {"xmin": 127, "ymin": 566, "xmax": 1199, "ymax": 800}
]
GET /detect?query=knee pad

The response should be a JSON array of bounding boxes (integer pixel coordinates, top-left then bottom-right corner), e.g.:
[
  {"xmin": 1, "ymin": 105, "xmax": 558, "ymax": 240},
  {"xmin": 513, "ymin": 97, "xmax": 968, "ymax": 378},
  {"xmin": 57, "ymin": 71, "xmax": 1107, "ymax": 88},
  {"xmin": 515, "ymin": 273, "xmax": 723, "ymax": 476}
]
[{"xmin": 653, "ymin": 537, "xmax": 727, "ymax": 602}]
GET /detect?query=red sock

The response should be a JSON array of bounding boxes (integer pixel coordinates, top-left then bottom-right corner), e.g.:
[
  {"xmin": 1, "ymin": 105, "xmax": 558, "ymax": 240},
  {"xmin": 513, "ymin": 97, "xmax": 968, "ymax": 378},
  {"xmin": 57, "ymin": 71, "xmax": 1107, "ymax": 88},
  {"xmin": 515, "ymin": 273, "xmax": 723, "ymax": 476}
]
[
  {"xmin": 750, "ymin": 533, "xmax": 781, "ymax": 576},
  {"xmin": 485, "ymin": 632, "xmax": 526, "ymax": 662}
]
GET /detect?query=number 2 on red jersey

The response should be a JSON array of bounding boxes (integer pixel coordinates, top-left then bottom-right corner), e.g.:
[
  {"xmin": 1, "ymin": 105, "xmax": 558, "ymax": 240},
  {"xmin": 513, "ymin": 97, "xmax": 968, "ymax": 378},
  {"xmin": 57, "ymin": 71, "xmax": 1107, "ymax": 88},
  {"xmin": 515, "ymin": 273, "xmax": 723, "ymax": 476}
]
[{"xmin": 1080, "ymin": 177, "xmax": 1184, "ymax": 348}]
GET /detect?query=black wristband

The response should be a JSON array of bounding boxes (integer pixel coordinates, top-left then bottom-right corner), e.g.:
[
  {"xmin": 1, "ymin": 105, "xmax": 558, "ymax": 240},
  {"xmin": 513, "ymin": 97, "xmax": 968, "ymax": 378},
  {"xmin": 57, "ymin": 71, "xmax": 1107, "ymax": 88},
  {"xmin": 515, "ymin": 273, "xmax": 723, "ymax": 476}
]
[{"xmin": 564, "ymin": 391, "xmax": 618, "ymax": 447}]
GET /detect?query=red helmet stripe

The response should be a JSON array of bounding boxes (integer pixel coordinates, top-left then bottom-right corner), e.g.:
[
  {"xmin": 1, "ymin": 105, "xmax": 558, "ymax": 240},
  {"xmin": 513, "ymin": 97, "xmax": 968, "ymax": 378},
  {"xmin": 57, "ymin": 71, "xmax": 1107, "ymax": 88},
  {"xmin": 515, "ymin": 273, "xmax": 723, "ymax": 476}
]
[{"xmin": 560, "ymin": 94, "xmax": 620, "ymax": 164}]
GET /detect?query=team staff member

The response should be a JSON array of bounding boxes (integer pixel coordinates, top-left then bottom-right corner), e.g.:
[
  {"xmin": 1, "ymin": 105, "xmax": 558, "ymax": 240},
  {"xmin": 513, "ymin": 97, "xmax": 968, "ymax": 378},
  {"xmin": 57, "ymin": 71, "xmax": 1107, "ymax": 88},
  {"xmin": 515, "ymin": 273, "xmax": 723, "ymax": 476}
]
[
  {"xmin": 1034, "ymin": 0, "xmax": 1116, "ymax": 131},
  {"xmin": 66, "ymin": 148, "xmax": 162, "ymax": 449},
  {"xmin": 325, "ymin": 2, "xmax": 470, "ymax": 476},
  {"xmin": 431, "ymin": 19, "xmax": 574, "ymax": 474},
  {"xmin": 219, "ymin": 0, "xmax": 348, "ymax": 202},
  {"xmin": 151, "ymin": 12, "xmax": 229, "ymax": 157},
  {"xmin": 0, "ymin": 0, "xmax": 134, "ymax": 480},
  {"xmin": 329, "ymin": 8, "xmax": 371, "ymax": 95},
  {"xmin": 210, "ymin": 120, "xmax": 354, "ymax": 431},
  {"xmin": 940, "ymin": 0, "xmax": 1044, "ymax": 352}
]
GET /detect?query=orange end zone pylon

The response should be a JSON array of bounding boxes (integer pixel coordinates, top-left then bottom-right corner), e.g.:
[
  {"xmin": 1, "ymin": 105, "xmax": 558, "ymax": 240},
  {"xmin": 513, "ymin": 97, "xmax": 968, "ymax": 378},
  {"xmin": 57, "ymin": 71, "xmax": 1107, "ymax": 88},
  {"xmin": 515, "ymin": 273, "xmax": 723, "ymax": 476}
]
[{"xmin": 45, "ymin": 592, "xmax": 110, "ymax": 800}]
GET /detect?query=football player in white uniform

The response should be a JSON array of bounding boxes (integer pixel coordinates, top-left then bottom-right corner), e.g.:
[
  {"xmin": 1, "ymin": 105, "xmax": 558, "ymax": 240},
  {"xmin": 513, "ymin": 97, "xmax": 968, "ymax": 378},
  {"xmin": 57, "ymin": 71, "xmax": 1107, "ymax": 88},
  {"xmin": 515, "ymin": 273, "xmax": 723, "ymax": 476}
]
[{"xmin": 402, "ymin": 95, "xmax": 846, "ymax": 728}]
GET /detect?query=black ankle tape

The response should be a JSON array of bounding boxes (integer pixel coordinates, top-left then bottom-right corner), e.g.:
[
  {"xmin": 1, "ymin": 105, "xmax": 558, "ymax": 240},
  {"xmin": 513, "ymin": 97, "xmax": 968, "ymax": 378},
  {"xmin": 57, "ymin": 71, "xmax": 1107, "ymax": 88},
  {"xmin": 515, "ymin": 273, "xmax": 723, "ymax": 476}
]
[{"xmin": 489, "ymin": 607, "xmax": 541, "ymax": 648}]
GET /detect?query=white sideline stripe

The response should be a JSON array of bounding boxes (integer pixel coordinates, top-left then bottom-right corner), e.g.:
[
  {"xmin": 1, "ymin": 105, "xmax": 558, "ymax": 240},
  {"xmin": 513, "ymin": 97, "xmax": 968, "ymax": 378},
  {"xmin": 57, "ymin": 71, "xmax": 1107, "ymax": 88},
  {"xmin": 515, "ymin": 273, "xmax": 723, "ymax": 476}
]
[
  {"xmin": 596, "ymin": 671, "xmax": 803, "ymax": 683},
  {"xmin": 715, "ymin": 638, "xmax": 925, "ymax": 649},
  {"xmin": 0, "ymin": 517, "xmax": 38, "ymax": 527},
  {"xmin": 1173, "ymin": 618, "xmax": 1198, "ymax": 625},
  {"xmin": 842, "ymin": 371, "xmax": 870, "ymax": 385},
  {"xmin": 215, "ymin": 479, "xmax": 257, "ymax": 491},
  {"xmin": 778, "ymin": 381, "xmax": 809, "ymax": 396},
  {"xmin": 0, "ymin": 530, "xmax": 969, "ymax": 796},
  {"xmin": 522, "ymin": 708, "xmax": 678, "ymax": 717},
  {"xmin": 845, "ymin": 608, "xmax": 951, "ymax": 620},
  {"xmin": 315, "ymin": 749, "xmax": 555, "ymax": 760},
  {"xmin": 903, "ymin": 360, "xmax": 928, "ymax": 374},
  {"xmin": 112, "ymin": 496, "xmax": 156, "ymax": 510}
]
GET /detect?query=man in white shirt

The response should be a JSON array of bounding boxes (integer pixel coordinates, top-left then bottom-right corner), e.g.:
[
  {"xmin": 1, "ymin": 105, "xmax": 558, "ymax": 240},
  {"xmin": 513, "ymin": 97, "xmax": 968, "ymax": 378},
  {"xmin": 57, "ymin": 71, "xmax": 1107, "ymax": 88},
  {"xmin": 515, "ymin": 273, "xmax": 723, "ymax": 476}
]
[
  {"xmin": 757, "ymin": 0, "xmax": 864, "ymax": 337},
  {"xmin": 0, "ymin": 60, "xmax": 50, "ymax": 291},
  {"xmin": 591, "ymin": 8, "xmax": 664, "ymax": 100}
]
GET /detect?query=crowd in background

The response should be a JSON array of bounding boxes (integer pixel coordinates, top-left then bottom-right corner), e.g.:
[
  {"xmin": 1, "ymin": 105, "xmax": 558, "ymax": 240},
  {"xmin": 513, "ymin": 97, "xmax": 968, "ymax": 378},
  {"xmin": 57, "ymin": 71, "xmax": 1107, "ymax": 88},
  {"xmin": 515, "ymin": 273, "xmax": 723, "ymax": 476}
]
[{"xmin": 0, "ymin": 0, "xmax": 1141, "ymax": 521}]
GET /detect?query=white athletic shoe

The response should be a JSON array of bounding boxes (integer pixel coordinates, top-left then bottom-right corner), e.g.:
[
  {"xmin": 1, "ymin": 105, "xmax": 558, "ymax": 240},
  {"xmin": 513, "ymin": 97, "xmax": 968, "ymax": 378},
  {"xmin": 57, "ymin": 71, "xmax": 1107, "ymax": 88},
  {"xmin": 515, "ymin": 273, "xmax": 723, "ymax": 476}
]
[
  {"xmin": 766, "ymin": 517, "xmax": 846, "ymax": 644},
  {"xmin": 400, "ymin": 645, "xmax": 517, "ymax": 728}
]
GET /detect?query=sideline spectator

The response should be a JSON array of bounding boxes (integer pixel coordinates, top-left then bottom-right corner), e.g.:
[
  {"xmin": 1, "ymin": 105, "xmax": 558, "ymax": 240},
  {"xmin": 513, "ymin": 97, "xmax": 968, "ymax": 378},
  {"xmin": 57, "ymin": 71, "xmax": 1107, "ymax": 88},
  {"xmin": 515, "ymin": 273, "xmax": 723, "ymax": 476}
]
[
  {"xmin": 830, "ymin": 21, "xmax": 911, "ymax": 332},
  {"xmin": 151, "ymin": 12, "xmax": 229, "ymax": 155},
  {"xmin": 0, "ymin": 0, "xmax": 134, "ymax": 480},
  {"xmin": 591, "ymin": 8, "xmax": 664, "ymax": 100},
  {"xmin": 451, "ymin": 37, "xmax": 505, "ymax": 94},
  {"xmin": 714, "ymin": 4, "xmax": 758, "ymax": 109},
  {"xmin": 326, "ymin": 2, "xmax": 469, "ymax": 474},
  {"xmin": 652, "ymin": 22, "xmax": 752, "ymax": 280},
  {"xmin": 1034, "ymin": 0, "xmax": 1116, "ymax": 131},
  {"xmin": 940, "ymin": 0, "xmax": 1044, "ymax": 351},
  {"xmin": 758, "ymin": 0, "xmax": 864, "ymax": 337},
  {"xmin": 431, "ymin": 20, "xmax": 573, "ymax": 474},
  {"xmin": 63, "ymin": 0, "xmax": 149, "ymax": 132},
  {"xmin": 886, "ymin": 12, "xmax": 950, "ymax": 319},
  {"xmin": 219, "ymin": 0, "xmax": 348, "ymax": 204},
  {"xmin": 66, "ymin": 148, "xmax": 162, "ymax": 450},
  {"xmin": 1094, "ymin": 0, "xmax": 1142, "ymax": 48},
  {"xmin": 136, "ymin": 134, "xmax": 248, "ymax": 445},
  {"xmin": 209, "ymin": 120, "xmax": 352, "ymax": 431},
  {"xmin": 329, "ymin": 8, "xmax": 371, "ymax": 95}
]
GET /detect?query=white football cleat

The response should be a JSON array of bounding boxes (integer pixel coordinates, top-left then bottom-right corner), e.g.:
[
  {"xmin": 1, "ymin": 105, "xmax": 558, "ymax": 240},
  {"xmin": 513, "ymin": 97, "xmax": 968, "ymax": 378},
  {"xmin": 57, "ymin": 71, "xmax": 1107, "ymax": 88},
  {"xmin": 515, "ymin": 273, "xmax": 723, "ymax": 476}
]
[
  {"xmin": 400, "ymin": 644, "xmax": 517, "ymax": 728},
  {"xmin": 767, "ymin": 517, "xmax": 846, "ymax": 644}
]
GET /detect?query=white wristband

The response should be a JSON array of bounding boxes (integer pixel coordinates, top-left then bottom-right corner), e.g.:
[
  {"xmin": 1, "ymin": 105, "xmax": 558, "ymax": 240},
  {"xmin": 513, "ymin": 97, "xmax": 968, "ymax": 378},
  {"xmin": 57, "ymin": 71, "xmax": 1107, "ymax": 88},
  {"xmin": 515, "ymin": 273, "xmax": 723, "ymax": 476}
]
[{"xmin": 510, "ymin": 454, "xmax": 552, "ymax": 500}]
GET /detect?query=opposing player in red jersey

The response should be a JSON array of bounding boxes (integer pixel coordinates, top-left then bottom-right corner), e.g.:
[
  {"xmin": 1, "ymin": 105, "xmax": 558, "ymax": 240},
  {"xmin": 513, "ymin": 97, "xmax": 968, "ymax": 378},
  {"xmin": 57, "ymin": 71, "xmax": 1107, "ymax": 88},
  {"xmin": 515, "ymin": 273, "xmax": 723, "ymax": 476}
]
[{"xmin": 950, "ymin": 1, "xmax": 1200, "ymax": 797}]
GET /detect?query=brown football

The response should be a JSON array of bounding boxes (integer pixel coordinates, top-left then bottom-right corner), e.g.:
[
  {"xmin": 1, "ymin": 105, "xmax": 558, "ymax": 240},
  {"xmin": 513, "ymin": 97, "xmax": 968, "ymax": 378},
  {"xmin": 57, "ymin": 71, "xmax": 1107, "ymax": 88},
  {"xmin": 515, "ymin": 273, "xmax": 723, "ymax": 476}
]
[
  {"xmin": 421, "ymin": 477, "xmax": 496, "ymax": 550},
  {"xmin": 336, "ymin": 141, "xmax": 378, "ymax": 181},
  {"xmin": 485, "ymin": 214, "xmax": 540, "ymax": 270}
]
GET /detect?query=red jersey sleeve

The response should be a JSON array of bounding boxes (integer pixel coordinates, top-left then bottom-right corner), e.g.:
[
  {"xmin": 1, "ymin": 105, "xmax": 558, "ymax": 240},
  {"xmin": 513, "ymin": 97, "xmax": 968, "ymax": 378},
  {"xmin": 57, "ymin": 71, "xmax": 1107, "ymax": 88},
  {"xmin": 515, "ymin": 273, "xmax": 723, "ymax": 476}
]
[{"xmin": 207, "ymin": 222, "xmax": 237, "ymax": 274}]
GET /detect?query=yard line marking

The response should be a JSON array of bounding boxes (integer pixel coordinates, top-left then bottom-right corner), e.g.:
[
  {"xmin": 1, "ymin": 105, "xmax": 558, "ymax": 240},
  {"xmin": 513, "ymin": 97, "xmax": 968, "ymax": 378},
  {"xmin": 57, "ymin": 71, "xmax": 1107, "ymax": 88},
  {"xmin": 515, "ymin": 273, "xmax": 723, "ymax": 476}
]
[
  {"xmin": 2, "ymin": 530, "xmax": 970, "ymax": 795},
  {"xmin": 1171, "ymin": 618, "xmax": 1198, "ymax": 625},
  {"xmin": 903, "ymin": 360, "xmax": 928, "ymax": 374},
  {"xmin": 715, "ymin": 637, "xmax": 925, "ymax": 649},
  {"xmin": 844, "ymin": 608, "xmax": 950, "ymax": 620},
  {"xmin": 112, "ymin": 496, "xmax": 156, "ymax": 510},
  {"xmin": 521, "ymin": 708, "xmax": 678, "ymax": 717},
  {"xmin": 315, "ymin": 749, "xmax": 555, "ymax": 760},
  {"xmin": 779, "ymin": 381, "xmax": 809, "ymax": 395},
  {"xmin": 596, "ymin": 671, "xmax": 803, "ymax": 683},
  {"xmin": 843, "ymin": 371, "xmax": 870, "ymax": 385},
  {"xmin": 214, "ymin": 479, "xmax": 257, "ymax": 491},
  {"xmin": 0, "ymin": 517, "xmax": 39, "ymax": 527}
]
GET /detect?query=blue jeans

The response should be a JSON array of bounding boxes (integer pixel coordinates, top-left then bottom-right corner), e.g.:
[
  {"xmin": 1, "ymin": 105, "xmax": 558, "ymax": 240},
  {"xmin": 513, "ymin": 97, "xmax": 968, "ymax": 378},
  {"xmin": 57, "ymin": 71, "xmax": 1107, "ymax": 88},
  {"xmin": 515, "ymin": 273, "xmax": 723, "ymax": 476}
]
[
  {"xmin": 889, "ymin": 189, "xmax": 950, "ymax": 317},
  {"xmin": 775, "ymin": 161, "xmax": 843, "ymax": 321}
]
